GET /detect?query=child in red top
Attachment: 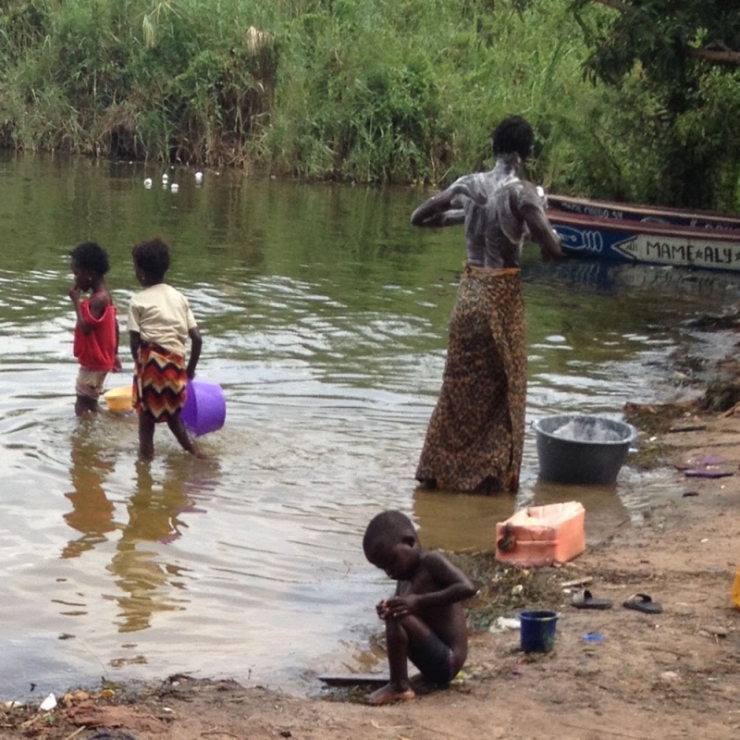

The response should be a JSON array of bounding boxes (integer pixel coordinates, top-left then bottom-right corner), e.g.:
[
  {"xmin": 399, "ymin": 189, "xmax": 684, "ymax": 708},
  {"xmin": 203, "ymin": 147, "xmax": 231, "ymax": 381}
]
[{"xmin": 69, "ymin": 242, "xmax": 121, "ymax": 416}]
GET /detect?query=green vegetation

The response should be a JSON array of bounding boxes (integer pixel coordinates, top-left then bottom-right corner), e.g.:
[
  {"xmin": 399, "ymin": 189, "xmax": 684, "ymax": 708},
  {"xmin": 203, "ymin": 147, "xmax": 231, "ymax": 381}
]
[
  {"xmin": 573, "ymin": 0, "xmax": 740, "ymax": 209},
  {"xmin": 1, "ymin": 0, "xmax": 739, "ymax": 210}
]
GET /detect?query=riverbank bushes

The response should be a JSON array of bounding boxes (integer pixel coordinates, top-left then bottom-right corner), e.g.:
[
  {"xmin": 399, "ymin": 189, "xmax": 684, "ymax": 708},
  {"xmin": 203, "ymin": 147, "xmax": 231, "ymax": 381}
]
[
  {"xmin": 3, "ymin": 0, "xmax": 582, "ymax": 180},
  {"xmin": 0, "ymin": 0, "xmax": 276, "ymax": 164},
  {"xmin": 1, "ymin": 0, "xmax": 738, "ymax": 211}
]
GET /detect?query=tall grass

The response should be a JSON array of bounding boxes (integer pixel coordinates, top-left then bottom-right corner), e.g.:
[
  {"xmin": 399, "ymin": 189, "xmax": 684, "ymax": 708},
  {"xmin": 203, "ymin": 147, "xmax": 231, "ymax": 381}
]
[
  {"xmin": 0, "ymin": 0, "xmax": 279, "ymax": 166},
  {"xmin": 265, "ymin": 0, "xmax": 598, "ymax": 185}
]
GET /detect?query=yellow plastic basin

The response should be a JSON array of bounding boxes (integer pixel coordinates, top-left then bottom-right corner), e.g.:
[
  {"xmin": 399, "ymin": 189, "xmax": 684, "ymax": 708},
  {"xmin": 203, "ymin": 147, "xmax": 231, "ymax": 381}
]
[{"xmin": 104, "ymin": 385, "xmax": 133, "ymax": 413}]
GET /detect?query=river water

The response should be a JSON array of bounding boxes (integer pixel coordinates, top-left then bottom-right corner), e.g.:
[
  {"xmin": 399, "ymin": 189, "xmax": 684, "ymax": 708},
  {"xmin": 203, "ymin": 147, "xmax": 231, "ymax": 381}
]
[{"xmin": 1, "ymin": 152, "xmax": 739, "ymax": 699}]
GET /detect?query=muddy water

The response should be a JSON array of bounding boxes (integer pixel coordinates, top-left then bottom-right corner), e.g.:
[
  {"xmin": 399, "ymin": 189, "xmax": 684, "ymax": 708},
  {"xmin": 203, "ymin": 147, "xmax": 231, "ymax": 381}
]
[{"xmin": 1, "ymin": 151, "xmax": 739, "ymax": 698}]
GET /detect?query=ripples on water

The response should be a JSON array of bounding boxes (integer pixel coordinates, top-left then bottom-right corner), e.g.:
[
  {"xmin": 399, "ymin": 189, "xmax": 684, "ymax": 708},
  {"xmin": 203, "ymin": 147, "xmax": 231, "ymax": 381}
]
[{"xmin": 1, "ymin": 153, "xmax": 740, "ymax": 698}]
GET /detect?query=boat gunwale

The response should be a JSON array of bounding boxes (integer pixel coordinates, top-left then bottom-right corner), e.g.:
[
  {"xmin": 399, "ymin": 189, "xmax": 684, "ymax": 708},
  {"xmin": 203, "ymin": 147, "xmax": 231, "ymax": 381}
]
[
  {"xmin": 546, "ymin": 209, "xmax": 740, "ymax": 244},
  {"xmin": 547, "ymin": 193, "xmax": 740, "ymax": 228}
]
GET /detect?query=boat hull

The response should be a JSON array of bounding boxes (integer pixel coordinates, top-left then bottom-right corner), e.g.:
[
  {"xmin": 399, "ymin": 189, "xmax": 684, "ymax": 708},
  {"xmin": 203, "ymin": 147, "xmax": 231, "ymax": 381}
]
[{"xmin": 547, "ymin": 209, "xmax": 740, "ymax": 273}]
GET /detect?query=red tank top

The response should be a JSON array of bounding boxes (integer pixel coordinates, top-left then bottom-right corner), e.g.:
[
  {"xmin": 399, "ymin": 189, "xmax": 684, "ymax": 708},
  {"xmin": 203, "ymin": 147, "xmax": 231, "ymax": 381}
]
[{"xmin": 73, "ymin": 294, "xmax": 118, "ymax": 371}]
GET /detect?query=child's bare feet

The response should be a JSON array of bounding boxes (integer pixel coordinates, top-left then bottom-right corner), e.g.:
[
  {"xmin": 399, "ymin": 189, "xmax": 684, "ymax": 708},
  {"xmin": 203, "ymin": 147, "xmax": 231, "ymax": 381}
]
[{"xmin": 368, "ymin": 684, "xmax": 416, "ymax": 706}]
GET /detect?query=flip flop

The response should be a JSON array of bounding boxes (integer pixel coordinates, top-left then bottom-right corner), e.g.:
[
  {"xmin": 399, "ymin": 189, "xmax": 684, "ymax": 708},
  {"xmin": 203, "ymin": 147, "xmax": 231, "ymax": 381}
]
[
  {"xmin": 570, "ymin": 589, "xmax": 613, "ymax": 610},
  {"xmin": 684, "ymin": 468, "xmax": 734, "ymax": 478},
  {"xmin": 622, "ymin": 593, "xmax": 663, "ymax": 614}
]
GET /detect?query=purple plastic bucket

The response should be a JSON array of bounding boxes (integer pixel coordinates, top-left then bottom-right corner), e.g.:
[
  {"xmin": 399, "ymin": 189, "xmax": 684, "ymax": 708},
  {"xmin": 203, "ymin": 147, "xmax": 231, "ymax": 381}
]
[{"xmin": 182, "ymin": 380, "xmax": 226, "ymax": 437}]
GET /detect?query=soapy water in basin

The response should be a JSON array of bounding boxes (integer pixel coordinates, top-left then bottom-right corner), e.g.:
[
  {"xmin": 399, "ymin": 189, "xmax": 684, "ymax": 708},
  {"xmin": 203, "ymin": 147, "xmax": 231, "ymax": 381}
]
[{"xmin": 552, "ymin": 419, "xmax": 624, "ymax": 443}]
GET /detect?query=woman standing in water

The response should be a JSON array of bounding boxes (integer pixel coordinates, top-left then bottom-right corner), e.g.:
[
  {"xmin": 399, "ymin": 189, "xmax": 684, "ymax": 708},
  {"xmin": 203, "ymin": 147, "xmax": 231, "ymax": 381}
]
[{"xmin": 410, "ymin": 115, "xmax": 562, "ymax": 493}]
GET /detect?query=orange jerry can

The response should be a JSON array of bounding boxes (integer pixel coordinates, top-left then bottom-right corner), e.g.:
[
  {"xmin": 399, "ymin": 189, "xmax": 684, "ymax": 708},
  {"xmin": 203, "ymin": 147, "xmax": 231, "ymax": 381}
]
[{"xmin": 495, "ymin": 501, "xmax": 586, "ymax": 567}]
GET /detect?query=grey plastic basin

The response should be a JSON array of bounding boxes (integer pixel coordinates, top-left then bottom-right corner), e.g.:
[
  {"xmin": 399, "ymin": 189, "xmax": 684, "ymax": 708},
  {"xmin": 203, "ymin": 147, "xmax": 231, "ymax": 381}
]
[{"xmin": 533, "ymin": 414, "xmax": 637, "ymax": 485}]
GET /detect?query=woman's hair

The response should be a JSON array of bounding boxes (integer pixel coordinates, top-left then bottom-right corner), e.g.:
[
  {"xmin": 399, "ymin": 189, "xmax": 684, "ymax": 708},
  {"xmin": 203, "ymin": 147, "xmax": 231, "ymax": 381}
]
[
  {"xmin": 132, "ymin": 237, "xmax": 171, "ymax": 284},
  {"xmin": 492, "ymin": 115, "xmax": 534, "ymax": 161},
  {"xmin": 363, "ymin": 510, "xmax": 416, "ymax": 558},
  {"xmin": 70, "ymin": 242, "xmax": 110, "ymax": 275}
]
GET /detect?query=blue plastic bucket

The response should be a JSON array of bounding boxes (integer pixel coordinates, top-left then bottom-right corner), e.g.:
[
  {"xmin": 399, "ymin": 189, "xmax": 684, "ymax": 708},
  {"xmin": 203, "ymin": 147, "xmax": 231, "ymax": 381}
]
[
  {"xmin": 519, "ymin": 610, "xmax": 558, "ymax": 653},
  {"xmin": 182, "ymin": 380, "xmax": 226, "ymax": 437}
]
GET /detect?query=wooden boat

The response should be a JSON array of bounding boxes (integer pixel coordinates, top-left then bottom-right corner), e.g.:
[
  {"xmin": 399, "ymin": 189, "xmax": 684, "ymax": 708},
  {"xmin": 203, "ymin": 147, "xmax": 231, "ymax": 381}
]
[{"xmin": 545, "ymin": 194, "xmax": 740, "ymax": 272}]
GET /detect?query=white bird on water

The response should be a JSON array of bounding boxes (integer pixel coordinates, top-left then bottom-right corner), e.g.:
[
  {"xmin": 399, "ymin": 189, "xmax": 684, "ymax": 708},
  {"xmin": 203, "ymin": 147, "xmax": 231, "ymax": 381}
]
[
  {"xmin": 162, "ymin": 173, "xmax": 169, "ymax": 183},
  {"xmin": 171, "ymin": 183, "xmax": 179, "ymax": 193},
  {"xmin": 195, "ymin": 171, "xmax": 204, "ymax": 185},
  {"xmin": 143, "ymin": 178, "xmax": 152, "ymax": 189}
]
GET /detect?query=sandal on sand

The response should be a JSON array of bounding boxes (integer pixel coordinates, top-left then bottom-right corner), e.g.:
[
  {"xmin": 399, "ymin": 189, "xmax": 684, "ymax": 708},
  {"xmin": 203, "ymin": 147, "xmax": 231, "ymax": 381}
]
[
  {"xmin": 623, "ymin": 593, "xmax": 662, "ymax": 614},
  {"xmin": 570, "ymin": 589, "xmax": 613, "ymax": 610}
]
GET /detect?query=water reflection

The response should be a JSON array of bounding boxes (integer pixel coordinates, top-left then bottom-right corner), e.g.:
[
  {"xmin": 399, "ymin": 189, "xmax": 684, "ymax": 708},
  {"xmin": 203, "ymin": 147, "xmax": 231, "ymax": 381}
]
[
  {"xmin": 63, "ymin": 417, "xmax": 222, "ymax": 635},
  {"xmin": 108, "ymin": 462, "xmax": 188, "ymax": 633},
  {"xmin": 108, "ymin": 458, "xmax": 218, "ymax": 633},
  {"xmin": 412, "ymin": 487, "xmax": 516, "ymax": 552},
  {"xmin": 62, "ymin": 425, "xmax": 117, "ymax": 559}
]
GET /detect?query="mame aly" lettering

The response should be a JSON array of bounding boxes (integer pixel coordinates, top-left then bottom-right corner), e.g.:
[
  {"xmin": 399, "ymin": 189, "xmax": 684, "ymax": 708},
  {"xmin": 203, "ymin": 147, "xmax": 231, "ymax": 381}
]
[{"xmin": 645, "ymin": 241, "xmax": 735, "ymax": 265}]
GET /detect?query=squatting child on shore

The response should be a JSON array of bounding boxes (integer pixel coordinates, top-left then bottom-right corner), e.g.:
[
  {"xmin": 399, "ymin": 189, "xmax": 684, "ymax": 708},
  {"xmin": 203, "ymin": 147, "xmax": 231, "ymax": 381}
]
[{"xmin": 362, "ymin": 510, "xmax": 476, "ymax": 705}]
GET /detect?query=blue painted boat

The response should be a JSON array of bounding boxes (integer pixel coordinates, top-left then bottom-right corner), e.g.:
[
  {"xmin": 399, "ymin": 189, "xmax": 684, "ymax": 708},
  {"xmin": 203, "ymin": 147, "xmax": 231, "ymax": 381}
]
[{"xmin": 546, "ymin": 196, "xmax": 740, "ymax": 272}]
